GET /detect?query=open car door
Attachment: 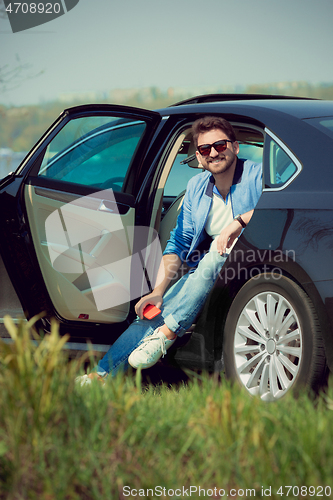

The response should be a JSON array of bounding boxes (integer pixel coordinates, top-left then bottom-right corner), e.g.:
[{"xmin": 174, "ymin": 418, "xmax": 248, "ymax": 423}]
[{"xmin": 0, "ymin": 105, "xmax": 162, "ymax": 334}]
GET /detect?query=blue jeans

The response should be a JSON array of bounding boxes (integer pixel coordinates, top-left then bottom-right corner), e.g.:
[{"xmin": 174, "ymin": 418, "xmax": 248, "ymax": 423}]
[{"xmin": 96, "ymin": 250, "xmax": 227, "ymax": 376}]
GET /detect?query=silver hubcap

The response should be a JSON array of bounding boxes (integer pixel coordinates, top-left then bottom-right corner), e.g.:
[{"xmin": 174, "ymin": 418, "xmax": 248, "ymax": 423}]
[{"xmin": 234, "ymin": 291, "xmax": 302, "ymax": 401}]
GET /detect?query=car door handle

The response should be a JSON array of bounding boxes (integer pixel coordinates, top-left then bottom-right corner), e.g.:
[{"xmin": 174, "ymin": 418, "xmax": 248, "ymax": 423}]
[{"xmin": 98, "ymin": 200, "xmax": 114, "ymax": 213}]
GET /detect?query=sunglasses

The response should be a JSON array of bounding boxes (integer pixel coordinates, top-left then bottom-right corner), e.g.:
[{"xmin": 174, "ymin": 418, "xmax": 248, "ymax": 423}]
[{"xmin": 197, "ymin": 139, "xmax": 233, "ymax": 156}]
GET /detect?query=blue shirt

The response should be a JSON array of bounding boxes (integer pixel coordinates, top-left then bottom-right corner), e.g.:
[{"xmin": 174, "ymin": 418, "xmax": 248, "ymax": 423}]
[{"xmin": 163, "ymin": 158, "xmax": 262, "ymax": 266}]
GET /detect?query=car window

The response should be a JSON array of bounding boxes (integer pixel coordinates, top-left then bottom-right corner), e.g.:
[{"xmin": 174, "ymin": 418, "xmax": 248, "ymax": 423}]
[
  {"xmin": 163, "ymin": 126, "xmax": 264, "ymax": 198},
  {"xmin": 164, "ymin": 149, "xmax": 201, "ymax": 197},
  {"xmin": 38, "ymin": 116, "xmax": 146, "ymax": 191},
  {"xmin": 264, "ymin": 133, "xmax": 299, "ymax": 189},
  {"xmin": 238, "ymin": 143, "xmax": 263, "ymax": 164}
]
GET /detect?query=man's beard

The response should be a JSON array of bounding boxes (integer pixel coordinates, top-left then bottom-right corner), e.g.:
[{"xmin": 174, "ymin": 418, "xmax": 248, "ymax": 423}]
[{"xmin": 203, "ymin": 153, "xmax": 235, "ymax": 173}]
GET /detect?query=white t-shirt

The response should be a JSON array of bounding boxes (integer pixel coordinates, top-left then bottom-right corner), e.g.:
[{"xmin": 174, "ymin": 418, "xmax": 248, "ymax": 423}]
[{"xmin": 205, "ymin": 191, "xmax": 238, "ymax": 253}]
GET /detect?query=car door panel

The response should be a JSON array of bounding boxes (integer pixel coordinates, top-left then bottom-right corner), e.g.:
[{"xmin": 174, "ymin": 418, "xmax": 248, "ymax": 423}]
[{"xmin": 25, "ymin": 184, "xmax": 135, "ymax": 322}]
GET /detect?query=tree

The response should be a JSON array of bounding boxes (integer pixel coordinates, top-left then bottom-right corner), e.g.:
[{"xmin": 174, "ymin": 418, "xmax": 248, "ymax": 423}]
[{"xmin": 0, "ymin": 55, "xmax": 44, "ymax": 94}]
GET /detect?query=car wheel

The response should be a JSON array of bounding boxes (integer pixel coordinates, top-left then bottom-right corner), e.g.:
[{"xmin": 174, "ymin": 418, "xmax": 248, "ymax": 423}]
[{"xmin": 223, "ymin": 273, "xmax": 326, "ymax": 401}]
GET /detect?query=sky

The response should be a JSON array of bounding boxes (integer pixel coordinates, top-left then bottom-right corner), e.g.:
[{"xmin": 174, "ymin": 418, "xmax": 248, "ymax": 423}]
[{"xmin": 1, "ymin": 0, "xmax": 333, "ymax": 106}]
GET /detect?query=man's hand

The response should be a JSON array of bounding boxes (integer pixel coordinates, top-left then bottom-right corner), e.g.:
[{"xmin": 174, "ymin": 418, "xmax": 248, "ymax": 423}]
[
  {"xmin": 216, "ymin": 220, "xmax": 242, "ymax": 255},
  {"xmin": 134, "ymin": 254, "xmax": 182, "ymax": 319},
  {"xmin": 135, "ymin": 292, "xmax": 163, "ymax": 320}
]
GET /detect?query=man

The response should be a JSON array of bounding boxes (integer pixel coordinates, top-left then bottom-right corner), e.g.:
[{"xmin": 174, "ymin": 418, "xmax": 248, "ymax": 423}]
[{"xmin": 77, "ymin": 116, "xmax": 262, "ymax": 383}]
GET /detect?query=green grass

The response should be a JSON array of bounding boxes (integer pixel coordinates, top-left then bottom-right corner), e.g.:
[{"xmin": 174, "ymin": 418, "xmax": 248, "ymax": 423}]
[{"xmin": 1, "ymin": 316, "xmax": 333, "ymax": 500}]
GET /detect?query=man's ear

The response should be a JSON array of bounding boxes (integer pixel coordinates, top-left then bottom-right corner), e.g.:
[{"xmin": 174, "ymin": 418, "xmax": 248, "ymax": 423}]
[
  {"xmin": 233, "ymin": 141, "xmax": 240, "ymax": 155},
  {"xmin": 195, "ymin": 150, "xmax": 204, "ymax": 168}
]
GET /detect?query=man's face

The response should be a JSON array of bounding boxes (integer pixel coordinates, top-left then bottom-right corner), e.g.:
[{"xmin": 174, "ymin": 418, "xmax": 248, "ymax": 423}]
[{"xmin": 196, "ymin": 128, "xmax": 239, "ymax": 175}]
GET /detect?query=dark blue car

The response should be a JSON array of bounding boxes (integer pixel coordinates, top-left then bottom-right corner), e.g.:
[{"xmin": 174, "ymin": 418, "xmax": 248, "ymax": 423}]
[{"xmin": 1, "ymin": 94, "xmax": 332, "ymax": 401}]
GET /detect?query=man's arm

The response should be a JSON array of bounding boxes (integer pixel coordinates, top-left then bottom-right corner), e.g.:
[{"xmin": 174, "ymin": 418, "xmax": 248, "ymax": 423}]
[
  {"xmin": 135, "ymin": 253, "xmax": 182, "ymax": 319},
  {"xmin": 216, "ymin": 209, "xmax": 254, "ymax": 255}
]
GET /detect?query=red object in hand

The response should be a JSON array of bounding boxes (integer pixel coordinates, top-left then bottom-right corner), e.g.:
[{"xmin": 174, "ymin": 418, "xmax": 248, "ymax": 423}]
[{"xmin": 143, "ymin": 304, "xmax": 161, "ymax": 319}]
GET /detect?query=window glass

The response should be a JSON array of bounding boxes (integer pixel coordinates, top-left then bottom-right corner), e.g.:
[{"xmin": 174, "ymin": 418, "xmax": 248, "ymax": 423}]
[
  {"xmin": 265, "ymin": 135, "xmax": 297, "ymax": 188},
  {"xmin": 164, "ymin": 152, "xmax": 201, "ymax": 197},
  {"xmin": 238, "ymin": 143, "xmax": 263, "ymax": 164},
  {"xmin": 38, "ymin": 116, "xmax": 146, "ymax": 191}
]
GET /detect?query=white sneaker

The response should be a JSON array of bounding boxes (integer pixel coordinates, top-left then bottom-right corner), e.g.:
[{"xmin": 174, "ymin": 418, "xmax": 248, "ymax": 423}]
[
  {"xmin": 75, "ymin": 374, "xmax": 92, "ymax": 386},
  {"xmin": 75, "ymin": 374, "xmax": 106, "ymax": 386},
  {"xmin": 128, "ymin": 328, "xmax": 176, "ymax": 369}
]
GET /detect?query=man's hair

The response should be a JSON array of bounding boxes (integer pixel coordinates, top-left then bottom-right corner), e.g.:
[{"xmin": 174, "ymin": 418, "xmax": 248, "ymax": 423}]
[{"xmin": 191, "ymin": 116, "xmax": 237, "ymax": 147}]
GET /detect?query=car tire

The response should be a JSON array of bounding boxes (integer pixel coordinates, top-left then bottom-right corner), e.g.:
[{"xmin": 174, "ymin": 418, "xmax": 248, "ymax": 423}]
[{"xmin": 223, "ymin": 273, "xmax": 326, "ymax": 401}]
